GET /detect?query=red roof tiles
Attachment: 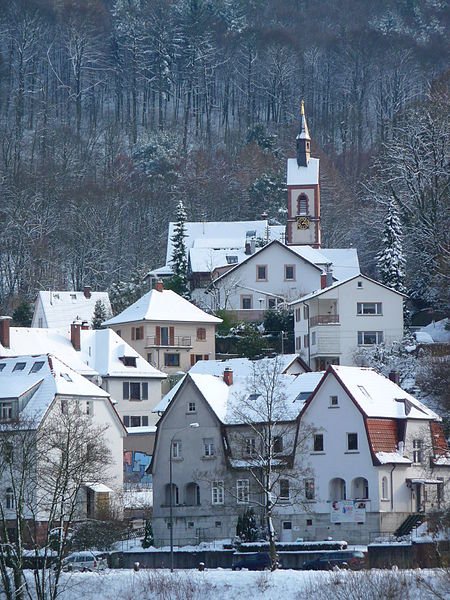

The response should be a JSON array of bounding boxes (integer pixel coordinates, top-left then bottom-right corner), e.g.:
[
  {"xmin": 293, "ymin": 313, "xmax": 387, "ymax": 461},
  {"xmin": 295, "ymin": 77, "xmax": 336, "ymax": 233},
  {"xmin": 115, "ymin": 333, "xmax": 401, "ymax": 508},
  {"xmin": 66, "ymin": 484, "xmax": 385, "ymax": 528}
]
[
  {"xmin": 430, "ymin": 422, "xmax": 449, "ymax": 456},
  {"xmin": 366, "ymin": 418, "xmax": 399, "ymax": 453}
]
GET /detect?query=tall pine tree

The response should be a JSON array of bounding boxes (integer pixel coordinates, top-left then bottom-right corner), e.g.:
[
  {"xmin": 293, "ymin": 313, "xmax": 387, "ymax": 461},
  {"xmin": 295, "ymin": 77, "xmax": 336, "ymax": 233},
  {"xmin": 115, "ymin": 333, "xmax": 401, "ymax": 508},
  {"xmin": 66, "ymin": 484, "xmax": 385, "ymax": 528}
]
[
  {"xmin": 377, "ymin": 199, "xmax": 406, "ymax": 293},
  {"xmin": 170, "ymin": 199, "xmax": 190, "ymax": 298}
]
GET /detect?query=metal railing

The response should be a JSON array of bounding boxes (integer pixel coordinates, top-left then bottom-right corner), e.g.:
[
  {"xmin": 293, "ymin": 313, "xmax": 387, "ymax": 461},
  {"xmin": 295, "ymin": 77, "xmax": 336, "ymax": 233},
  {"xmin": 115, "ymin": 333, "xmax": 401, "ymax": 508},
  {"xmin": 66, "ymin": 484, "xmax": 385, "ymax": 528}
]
[
  {"xmin": 310, "ymin": 314, "xmax": 340, "ymax": 327},
  {"xmin": 146, "ymin": 336, "xmax": 192, "ymax": 348}
]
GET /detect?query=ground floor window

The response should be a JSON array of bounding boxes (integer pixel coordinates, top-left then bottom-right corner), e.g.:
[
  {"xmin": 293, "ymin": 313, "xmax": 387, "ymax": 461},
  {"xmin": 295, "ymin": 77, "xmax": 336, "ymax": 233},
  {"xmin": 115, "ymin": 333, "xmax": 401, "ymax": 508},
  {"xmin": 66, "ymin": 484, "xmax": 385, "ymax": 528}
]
[{"xmin": 164, "ymin": 353, "xmax": 180, "ymax": 367}]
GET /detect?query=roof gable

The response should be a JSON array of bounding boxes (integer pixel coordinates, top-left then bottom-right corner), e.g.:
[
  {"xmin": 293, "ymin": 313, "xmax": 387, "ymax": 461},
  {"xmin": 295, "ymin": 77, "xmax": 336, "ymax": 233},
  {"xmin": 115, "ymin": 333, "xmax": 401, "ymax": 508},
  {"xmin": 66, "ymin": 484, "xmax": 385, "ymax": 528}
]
[{"xmin": 32, "ymin": 291, "xmax": 111, "ymax": 328}]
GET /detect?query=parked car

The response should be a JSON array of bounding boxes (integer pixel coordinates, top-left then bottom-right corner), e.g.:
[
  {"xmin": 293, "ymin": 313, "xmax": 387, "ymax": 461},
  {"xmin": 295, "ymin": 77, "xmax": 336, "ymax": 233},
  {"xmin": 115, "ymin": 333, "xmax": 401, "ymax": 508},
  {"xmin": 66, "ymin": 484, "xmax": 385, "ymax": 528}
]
[
  {"xmin": 301, "ymin": 551, "xmax": 366, "ymax": 571},
  {"xmin": 232, "ymin": 552, "xmax": 274, "ymax": 571},
  {"xmin": 62, "ymin": 551, "xmax": 107, "ymax": 572}
]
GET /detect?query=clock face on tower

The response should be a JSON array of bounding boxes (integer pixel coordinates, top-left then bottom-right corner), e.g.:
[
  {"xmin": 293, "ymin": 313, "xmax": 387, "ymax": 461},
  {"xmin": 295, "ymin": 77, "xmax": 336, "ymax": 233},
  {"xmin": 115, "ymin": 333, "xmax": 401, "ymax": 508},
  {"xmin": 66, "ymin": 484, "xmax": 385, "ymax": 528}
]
[{"xmin": 296, "ymin": 216, "xmax": 310, "ymax": 230}]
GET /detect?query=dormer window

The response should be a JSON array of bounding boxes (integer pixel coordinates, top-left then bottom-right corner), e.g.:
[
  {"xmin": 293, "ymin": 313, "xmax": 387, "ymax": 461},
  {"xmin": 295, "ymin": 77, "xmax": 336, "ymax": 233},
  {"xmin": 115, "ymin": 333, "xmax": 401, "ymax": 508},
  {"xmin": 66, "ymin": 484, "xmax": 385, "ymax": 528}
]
[
  {"xmin": 13, "ymin": 362, "xmax": 26, "ymax": 372},
  {"xmin": 61, "ymin": 373, "xmax": 73, "ymax": 382},
  {"xmin": 70, "ymin": 294, "xmax": 77, "ymax": 301},
  {"xmin": 226, "ymin": 255, "xmax": 238, "ymax": 265},
  {"xmin": 0, "ymin": 402, "xmax": 13, "ymax": 421},
  {"xmin": 120, "ymin": 356, "xmax": 137, "ymax": 367}
]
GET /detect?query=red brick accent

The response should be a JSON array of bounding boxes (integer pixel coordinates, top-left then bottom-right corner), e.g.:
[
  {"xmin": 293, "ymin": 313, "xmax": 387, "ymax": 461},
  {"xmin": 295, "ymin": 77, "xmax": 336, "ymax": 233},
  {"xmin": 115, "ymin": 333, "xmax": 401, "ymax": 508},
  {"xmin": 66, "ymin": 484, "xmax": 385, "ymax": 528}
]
[{"xmin": 430, "ymin": 421, "xmax": 449, "ymax": 456}]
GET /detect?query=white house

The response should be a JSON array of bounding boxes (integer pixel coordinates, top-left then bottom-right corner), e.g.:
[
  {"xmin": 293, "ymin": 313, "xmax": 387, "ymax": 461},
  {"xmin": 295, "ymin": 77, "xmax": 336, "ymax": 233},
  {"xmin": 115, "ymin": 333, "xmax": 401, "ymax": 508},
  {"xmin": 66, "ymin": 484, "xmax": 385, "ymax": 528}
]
[
  {"xmin": 202, "ymin": 239, "xmax": 359, "ymax": 319},
  {"xmin": 31, "ymin": 287, "xmax": 111, "ymax": 328},
  {"xmin": 102, "ymin": 281, "xmax": 222, "ymax": 374},
  {"xmin": 0, "ymin": 353, "xmax": 126, "ymax": 541},
  {"xmin": 291, "ymin": 274, "xmax": 405, "ymax": 370},
  {"xmin": 150, "ymin": 359, "xmax": 449, "ymax": 546}
]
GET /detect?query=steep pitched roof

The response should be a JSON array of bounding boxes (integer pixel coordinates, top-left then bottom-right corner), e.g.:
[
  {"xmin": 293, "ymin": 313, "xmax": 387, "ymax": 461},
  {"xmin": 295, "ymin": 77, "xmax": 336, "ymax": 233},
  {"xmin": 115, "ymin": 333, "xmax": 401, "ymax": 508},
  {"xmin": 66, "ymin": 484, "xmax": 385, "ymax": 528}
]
[
  {"xmin": 0, "ymin": 354, "xmax": 109, "ymax": 427},
  {"xmin": 154, "ymin": 356, "xmax": 323, "ymax": 424},
  {"xmin": 32, "ymin": 291, "xmax": 111, "ymax": 328},
  {"xmin": 102, "ymin": 289, "xmax": 222, "ymax": 326},
  {"xmin": 0, "ymin": 327, "xmax": 165, "ymax": 380}
]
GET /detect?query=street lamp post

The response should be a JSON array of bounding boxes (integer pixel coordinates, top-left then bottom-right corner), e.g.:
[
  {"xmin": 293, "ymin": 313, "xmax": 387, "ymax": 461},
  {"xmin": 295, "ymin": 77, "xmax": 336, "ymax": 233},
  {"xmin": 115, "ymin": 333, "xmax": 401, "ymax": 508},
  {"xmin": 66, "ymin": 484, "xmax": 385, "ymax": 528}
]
[{"xmin": 169, "ymin": 422, "xmax": 199, "ymax": 573}]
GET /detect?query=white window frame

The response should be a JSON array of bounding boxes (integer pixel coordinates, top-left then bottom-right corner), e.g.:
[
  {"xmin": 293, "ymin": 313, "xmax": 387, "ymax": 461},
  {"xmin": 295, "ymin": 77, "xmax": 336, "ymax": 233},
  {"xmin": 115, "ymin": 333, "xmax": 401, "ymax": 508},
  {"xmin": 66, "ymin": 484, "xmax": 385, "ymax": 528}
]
[
  {"xmin": 357, "ymin": 302, "xmax": 382, "ymax": 315},
  {"xmin": 347, "ymin": 432, "xmax": 358, "ymax": 451},
  {"xmin": 284, "ymin": 264, "xmax": 296, "ymax": 281},
  {"xmin": 256, "ymin": 265, "xmax": 267, "ymax": 281},
  {"xmin": 236, "ymin": 479, "xmax": 249, "ymax": 504},
  {"xmin": 357, "ymin": 331, "xmax": 384, "ymax": 345},
  {"xmin": 279, "ymin": 479, "xmax": 290, "ymax": 501},
  {"xmin": 305, "ymin": 478, "xmax": 315, "ymax": 500},
  {"xmin": 245, "ymin": 437, "xmax": 257, "ymax": 456},
  {"xmin": 413, "ymin": 439, "xmax": 423, "ymax": 464},
  {"xmin": 203, "ymin": 438, "xmax": 215, "ymax": 457},
  {"xmin": 381, "ymin": 476, "xmax": 389, "ymax": 500},
  {"xmin": 212, "ymin": 481, "xmax": 224, "ymax": 505},
  {"xmin": 172, "ymin": 440, "xmax": 182, "ymax": 459}
]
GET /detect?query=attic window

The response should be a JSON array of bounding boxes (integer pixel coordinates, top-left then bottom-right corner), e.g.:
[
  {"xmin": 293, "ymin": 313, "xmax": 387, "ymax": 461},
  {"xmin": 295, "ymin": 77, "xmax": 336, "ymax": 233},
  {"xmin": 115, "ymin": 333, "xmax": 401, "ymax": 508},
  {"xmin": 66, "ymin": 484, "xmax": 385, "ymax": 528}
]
[
  {"xmin": 30, "ymin": 361, "xmax": 45, "ymax": 373},
  {"xmin": 246, "ymin": 230, "xmax": 256, "ymax": 238},
  {"xmin": 296, "ymin": 391, "xmax": 312, "ymax": 403},
  {"xmin": 357, "ymin": 281, "xmax": 363, "ymax": 289},
  {"xmin": 120, "ymin": 356, "xmax": 137, "ymax": 367},
  {"xmin": 70, "ymin": 294, "xmax": 77, "ymax": 301},
  {"xmin": 357, "ymin": 385, "xmax": 371, "ymax": 399},
  {"xmin": 248, "ymin": 393, "xmax": 260, "ymax": 402},
  {"xmin": 0, "ymin": 364, "xmax": 5, "ymax": 372},
  {"xmin": 13, "ymin": 362, "xmax": 26, "ymax": 372},
  {"xmin": 61, "ymin": 373, "xmax": 73, "ymax": 382},
  {"xmin": 226, "ymin": 255, "xmax": 238, "ymax": 264}
]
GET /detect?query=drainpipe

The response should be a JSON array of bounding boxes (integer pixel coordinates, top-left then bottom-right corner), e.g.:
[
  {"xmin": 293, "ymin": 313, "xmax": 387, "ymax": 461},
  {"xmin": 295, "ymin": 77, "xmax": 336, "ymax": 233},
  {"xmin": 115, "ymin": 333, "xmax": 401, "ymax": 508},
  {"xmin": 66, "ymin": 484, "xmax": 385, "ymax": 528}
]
[
  {"xmin": 303, "ymin": 302, "xmax": 310, "ymax": 369},
  {"xmin": 389, "ymin": 464, "xmax": 396, "ymax": 512}
]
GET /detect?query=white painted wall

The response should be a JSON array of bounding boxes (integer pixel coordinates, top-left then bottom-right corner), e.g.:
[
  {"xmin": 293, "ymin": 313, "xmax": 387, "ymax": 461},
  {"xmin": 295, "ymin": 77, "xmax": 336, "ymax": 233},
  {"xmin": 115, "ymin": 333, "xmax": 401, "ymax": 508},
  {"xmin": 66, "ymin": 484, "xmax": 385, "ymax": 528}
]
[
  {"xmin": 103, "ymin": 377, "xmax": 163, "ymax": 427},
  {"xmin": 293, "ymin": 276, "xmax": 404, "ymax": 367}
]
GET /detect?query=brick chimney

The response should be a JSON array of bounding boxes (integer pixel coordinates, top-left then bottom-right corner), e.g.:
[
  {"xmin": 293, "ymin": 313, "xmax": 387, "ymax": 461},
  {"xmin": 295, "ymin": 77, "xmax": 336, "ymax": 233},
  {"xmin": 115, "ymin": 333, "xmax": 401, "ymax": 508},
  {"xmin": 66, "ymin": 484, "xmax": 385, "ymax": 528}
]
[
  {"xmin": 223, "ymin": 367, "xmax": 233, "ymax": 386},
  {"xmin": 0, "ymin": 316, "xmax": 12, "ymax": 349},
  {"xmin": 81, "ymin": 321, "xmax": 90, "ymax": 330},
  {"xmin": 388, "ymin": 370, "xmax": 400, "ymax": 385},
  {"xmin": 155, "ymin": 279, "xmax": 164, "ymax": 292},
  {"xmin": 71, "ymin": 319, "xmax": 82, "ymax": 351},
  {"xmin": 83, "ymin": 285, "xmax": 92, "ymax": 299},
  {"xmin": 320, "ymin": 273, "xmax": 327, "ymax": 289}
]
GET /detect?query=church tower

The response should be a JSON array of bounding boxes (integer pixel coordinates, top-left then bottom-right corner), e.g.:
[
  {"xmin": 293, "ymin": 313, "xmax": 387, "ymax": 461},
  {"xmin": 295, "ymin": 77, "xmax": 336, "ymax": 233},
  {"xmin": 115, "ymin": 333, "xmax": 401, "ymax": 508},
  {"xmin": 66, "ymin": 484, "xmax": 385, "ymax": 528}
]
[{"xmin": 286, "ymin": 101, "xmax": 321, "ymax": 248}]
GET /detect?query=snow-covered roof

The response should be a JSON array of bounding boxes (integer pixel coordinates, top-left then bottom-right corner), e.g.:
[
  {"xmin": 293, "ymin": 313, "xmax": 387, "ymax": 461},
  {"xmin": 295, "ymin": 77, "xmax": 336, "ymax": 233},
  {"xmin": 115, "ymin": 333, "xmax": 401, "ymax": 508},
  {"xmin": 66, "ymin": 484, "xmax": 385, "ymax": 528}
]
[
  {"xmin": 189, "ymin": 355, "xmax": 304, "ymax": 377},
  {"xmin": 330, "ymin": 365, "xmax": 439, "ymax": 420},
  {"xmin": 155, "ymin": 357, "xmax": 323, "ymax": 424},
  {"xmin": 189, "ymin": 248, "xmax": 248, "ymax": 273},
  {"xmin": 165, "ymin": 220, "xmax": 284, "ymax": 265},
  {"xmin": 0, "ymin": 327, "xmax": 165, "ymax": 380},
  {"xmin": 32, "ymin": 290, "xmax": 111, "ymax": 329},
  {"xmin": 0, "ymin": 354, "xmax": 109, "ymax": 426},
  {"xmin": 288, "ymin": 247, "xmax": 360, "ymax": 281},
  {"xmin": 419, "ymin": 319, "xmax": 450, "ymax": 343},
  {"xmin": 287, "ymin": 157, "xmax": 319, "ymax": 186},
  {"xmin": 290, "ymin": 273, "xmax": 406, "ymax": 305},
  {"xmin": 376, "ymin": 452, "xmax": 412, "ymax": 465},
  {"xmin": 103, "ymin": 288, "xmax": 222, "ymax": 326}
]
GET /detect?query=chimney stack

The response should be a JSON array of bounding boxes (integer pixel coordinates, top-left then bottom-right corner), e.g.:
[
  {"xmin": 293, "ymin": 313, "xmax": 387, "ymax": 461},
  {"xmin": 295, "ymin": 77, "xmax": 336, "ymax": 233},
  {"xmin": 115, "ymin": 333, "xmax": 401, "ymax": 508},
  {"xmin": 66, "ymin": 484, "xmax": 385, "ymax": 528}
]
[
  {"xmin": 155, "ymin": 279, "xmax": 164, "ymax": 292},
  {"xmin": 326, "ymin": 265, "xmax": 333, "ymax": 287},
  {"xmin": 388, "ymin": 370, "xmax": 400, "ymax": 385},
  {"xmin": 223, "ymin": 367, "xmax": 233, "ymax": 386},
  {"xmin": 320, "ymin": 273, "xmax": 327, "ymax": 289},
  {"xmin": 83, "ymin": 286, "xmax": 92, "ymax": 299},
  {"xmin": 0, "ymin": 316, "xmax": 12, "ymax": 349},
  {"xmin": 71, "ymin": 319, "xmax": 82, "ymax": 351},
  {"xmin": 81, "ymin": 321, "xmax": 90, "ymax": 330}
]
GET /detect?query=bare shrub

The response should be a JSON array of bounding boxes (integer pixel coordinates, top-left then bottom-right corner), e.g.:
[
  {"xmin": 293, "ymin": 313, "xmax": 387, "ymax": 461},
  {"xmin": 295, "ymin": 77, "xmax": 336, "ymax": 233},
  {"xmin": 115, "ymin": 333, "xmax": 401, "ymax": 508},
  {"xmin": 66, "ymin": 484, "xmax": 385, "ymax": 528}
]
[
  {"xmin": 255, "ymin": 569, "xmax": 271, "ymax": 593},
  {"xmin": 124, "ymin": 570, "xmax": 214, "ymax": 600}
]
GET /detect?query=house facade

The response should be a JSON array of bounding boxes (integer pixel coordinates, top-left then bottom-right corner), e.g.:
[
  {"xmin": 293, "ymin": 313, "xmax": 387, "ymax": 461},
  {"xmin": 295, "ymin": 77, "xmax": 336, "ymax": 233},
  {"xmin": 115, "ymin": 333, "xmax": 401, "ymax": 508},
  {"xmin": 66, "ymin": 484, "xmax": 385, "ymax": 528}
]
[
  {"xmin": 150, "ymin": 360, "xmax": 449, "ymax": 546},
  {"xmin": 291, "ymin": 274, "xmax": 405, "ymax": 370},
  {"xmin": 0, "ymin": 353, "xmax": 125, "ymax": 540},
  {"xmin": 31, "ymin": 287, "xmax": 111, "ymax": 328},
  {"xmin": 102, "ymin": 281, "xmax": 222, "ymax": 374}
]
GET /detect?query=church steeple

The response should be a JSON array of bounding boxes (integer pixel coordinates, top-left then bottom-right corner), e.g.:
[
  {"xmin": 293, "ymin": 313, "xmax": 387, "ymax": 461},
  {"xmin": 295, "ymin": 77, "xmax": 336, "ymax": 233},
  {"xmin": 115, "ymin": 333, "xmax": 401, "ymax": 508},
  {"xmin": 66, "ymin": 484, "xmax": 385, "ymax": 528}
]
[{"xmin": 296, "ymin": 100, "xmax": 311, "ymax": 167}]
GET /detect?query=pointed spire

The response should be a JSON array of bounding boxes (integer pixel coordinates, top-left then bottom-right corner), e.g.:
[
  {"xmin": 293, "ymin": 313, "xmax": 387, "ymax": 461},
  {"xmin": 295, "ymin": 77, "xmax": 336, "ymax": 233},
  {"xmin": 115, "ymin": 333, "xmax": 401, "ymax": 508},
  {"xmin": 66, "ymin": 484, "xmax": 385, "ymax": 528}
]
[{"xmin": 296, "ymin": 100, "xmax": 311, "ymax": 167}]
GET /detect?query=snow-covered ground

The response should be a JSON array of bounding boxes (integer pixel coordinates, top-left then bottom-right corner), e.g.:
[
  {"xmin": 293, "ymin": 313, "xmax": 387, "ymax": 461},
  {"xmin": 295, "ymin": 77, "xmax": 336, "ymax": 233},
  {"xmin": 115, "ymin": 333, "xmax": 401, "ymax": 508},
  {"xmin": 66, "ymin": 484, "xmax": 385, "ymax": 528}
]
[{"xmin": 25, "ymin": 568, "xmax": 450, "ymax": 600}]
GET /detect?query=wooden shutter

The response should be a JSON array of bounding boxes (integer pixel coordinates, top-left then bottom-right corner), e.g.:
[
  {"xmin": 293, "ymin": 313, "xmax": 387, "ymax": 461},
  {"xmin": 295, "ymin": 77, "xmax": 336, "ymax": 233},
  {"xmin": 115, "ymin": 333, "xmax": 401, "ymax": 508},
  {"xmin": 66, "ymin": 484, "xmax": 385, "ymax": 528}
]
[
  {"xmin": 203, "ymin": 355, "xmax": 209, "ymax": 360},
  {"xmin": 131, "ymin": 327, "xmax": 135, "ymax": 340},
  {"xmin": 155, "ymin": 326, "xmax": 161, "ymax": 345},
  {"xmin": 190, "ymin": 354, "xmax": 196, "ymax": 366},
  {"xmin": 169, "ymin": 326, "xmax": 175, "ymax": 346}
]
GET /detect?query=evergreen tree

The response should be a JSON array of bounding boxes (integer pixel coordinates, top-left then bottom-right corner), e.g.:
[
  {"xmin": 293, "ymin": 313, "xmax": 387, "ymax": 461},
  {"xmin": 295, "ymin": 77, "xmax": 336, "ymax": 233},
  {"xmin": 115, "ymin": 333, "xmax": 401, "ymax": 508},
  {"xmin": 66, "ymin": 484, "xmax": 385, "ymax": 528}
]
[
  {"xmin": 376, "ymin": 199, "xmax": 406, "ymax": 293},
  {"xmin": 12, "ymin": 301, "xmax": 33, "ymax": 327},
  {"xmin": 241, "ymin": 507, "xmax": 258, "ymax": 542},
  {"xmin": 92, "ymin": 300, "xmax": 108, "ymax": 329},
  {"xmin": 142, "ymin": 520, "xmax": 154, "ymax": 549},
  {"xmin": 170, "ymin": 199, "xmax": 190, "ymax": 298}
]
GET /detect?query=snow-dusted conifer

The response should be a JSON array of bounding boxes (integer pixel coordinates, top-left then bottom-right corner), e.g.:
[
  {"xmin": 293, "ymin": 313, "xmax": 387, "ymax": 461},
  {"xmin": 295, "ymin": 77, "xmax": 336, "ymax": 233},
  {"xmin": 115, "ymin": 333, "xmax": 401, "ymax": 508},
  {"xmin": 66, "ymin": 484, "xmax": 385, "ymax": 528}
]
[
  {"xmin": 170, "ymin": 199, "xmax": 190, "ymax": 298},
  {"xmin": 92, "ymin": 299, "xmax": 108, "ymax": 329},
  {"xmin": 377, "ymin": 199, "xmax": 406, "ymax": 293}
]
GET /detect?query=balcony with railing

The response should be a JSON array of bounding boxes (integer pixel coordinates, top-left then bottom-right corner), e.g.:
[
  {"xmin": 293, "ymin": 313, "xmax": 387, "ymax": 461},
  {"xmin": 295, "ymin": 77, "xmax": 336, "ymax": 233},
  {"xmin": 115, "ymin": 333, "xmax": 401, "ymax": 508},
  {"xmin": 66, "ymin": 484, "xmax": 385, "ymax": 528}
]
[
  {"xmin": 309, "ymin": 314, "xmax": 340, "ymax": 327},
  {"xmin": 145, "ymin": 335, "xmax": 192, "ymax": 348}
]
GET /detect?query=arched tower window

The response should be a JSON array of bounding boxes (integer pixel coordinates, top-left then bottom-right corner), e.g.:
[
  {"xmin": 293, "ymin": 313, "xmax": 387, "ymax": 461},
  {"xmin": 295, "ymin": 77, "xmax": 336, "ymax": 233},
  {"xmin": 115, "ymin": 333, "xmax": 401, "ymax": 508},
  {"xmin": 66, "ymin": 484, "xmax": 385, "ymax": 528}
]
[{"xmin": 297, "ymin": 194, "xmax": 309, "ymax": 216}]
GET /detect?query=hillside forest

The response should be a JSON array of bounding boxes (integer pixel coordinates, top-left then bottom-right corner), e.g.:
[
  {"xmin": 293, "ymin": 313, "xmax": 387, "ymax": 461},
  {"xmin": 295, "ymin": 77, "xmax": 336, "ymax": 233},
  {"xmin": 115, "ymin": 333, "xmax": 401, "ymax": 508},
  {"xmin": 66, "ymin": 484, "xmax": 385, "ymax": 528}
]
[{"xmin": 0, "ymin": 0, "xmax": 448, "ymax": 314}]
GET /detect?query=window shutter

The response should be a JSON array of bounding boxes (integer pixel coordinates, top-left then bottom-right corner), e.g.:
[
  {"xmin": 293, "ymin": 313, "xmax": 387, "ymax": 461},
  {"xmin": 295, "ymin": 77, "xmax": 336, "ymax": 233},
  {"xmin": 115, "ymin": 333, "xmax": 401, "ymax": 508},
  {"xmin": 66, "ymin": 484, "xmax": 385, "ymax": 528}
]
[
  {"xmin": 123, "ymin": 382, "xmax": 129, "ymax": 400},
  {"xmin": 204, "ymin": 355, "xmax": 209, "ymax": 360},
  {"xmin": 190, "ymin": 354, "xmax": 196, "ymax": 366},
  {"xmin": 169, "ymin": 326, "xmax": 175, "ymax": 345},
  {"xmin": 155, "ymin": 326, "xmax": 161, "ymax": 345},
  {"xmin": 131, "ymin": 328, "xmax": 135, "ymax": 341},
  {"xmin": 142, "ymin": 382, "xmax": 148, "ymax": 400}
]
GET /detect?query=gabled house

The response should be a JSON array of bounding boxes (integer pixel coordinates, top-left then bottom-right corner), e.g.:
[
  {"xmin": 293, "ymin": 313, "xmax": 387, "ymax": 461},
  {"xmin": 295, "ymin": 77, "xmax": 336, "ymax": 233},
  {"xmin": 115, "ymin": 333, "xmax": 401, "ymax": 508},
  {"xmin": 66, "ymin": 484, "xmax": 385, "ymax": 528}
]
[
  {"xmin": 150, "ymin": 357, "xmax": 323, "ymax": 546},
  {"xmin": 31, "ymin": 287, "xmax": 111, "ymax": 328},
  {"xmin": 202, "ymin": 239, "xmax": 359, "ymax": 320},
  {"xmin": 150, "ymin": 359, "xmax": 449, "ymax": 546},
  {"xmin": 296, "ymin": 365, "xmax": 449, "ymax": 542},
  {"xmin": 0, "ymin": 353, "xmax": 126, "ymax": 540},
  {"xmin": 290, "ymin": 273, "xmax": 406, "ymax": 369},
  {"xmin": 0, "ymin": 317, "xmax": 166, "ymax": 431},
  {"xmin": 102, "ymin": 281, "xmax": 222, "ymax": 374}
]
